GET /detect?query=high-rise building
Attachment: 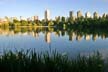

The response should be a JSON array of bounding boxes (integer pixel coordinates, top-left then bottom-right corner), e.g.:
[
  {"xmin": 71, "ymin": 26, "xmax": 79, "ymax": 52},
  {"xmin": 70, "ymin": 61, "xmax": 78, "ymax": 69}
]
[
  {"xmin": 102, "ymin": 13, "xmax": 106, "ymax": 18},
  {"xmin": 77, "ymin": 11, "xmax": 83, "ymax": 18},
  {"xmin": 45, "ymin": 9, "xmax": 50, "ymax": 21},
  {"xmin": 34, "ymin": 16, "xmax": 38, "ymax": 21},
  {"xmin": 0, "ymin": 18, "xmax": 8, "ymax": 24},
  {"xmin": 55, "ymin": 16, "xmax": 61, "ymax": 22},
  {"xmin": 27, "ymin": 18, "xmax": 31, "ymax": 21},
  {"xmin": 10, "ymin": 17, "xmax": 18, "ymax": 23},
  {"xmin": 20, "ymin": 16, "xmax": 22, "ymax": 21},
  {"xmin": 93, "ymin": 12, "xmax": 99, "ymax": 19},
  {"xmin": 9, "ymin": 17, "xmax": 13, "ymax": 23},
  {"xmin": 106, "ymin": 14, "xmax": 108, "ymax": 19},
  {"xmin": 31, "ymin": 16, "xmax": 39, "ymax": 21},
  {"xmin": 69, "ymin": 11, "xmax": 75, "ymax": 21},
  {"xmin": 69, "ymin": 11, "xmax": 74, "ymax": 18},
  {"xmin": 12, "ymin": 17, "xmax": 17, "ymax": 20},
  {"xmin": 85, "ymin": 12, "xmax": 91, "ymax": 18},
  {"xmin": 20, "ymin": 16, "xmax": 26, "ymax": 21}
]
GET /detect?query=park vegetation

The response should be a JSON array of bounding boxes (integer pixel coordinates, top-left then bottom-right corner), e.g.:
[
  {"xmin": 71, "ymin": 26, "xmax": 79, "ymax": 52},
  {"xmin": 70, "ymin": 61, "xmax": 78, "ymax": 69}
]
[
  {"xmin": 0, "ymin": 16, "xmax": 108, "ymax": 72},
  {"xmin": 0, "ymin": 50, "xmax": 107, "ymax": 72},
  {"xmin": 0, "ymin": 16, "xmax": 108, "ymax": 29}
]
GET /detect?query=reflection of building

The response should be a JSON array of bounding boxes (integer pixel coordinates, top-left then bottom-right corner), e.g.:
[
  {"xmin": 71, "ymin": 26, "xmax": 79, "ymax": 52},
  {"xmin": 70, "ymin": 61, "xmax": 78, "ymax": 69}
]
[
  {"xmin": 35, "ymin": 33, "xmax": 39, "ymax": 38},
  {"xmin": 92, "ymin": 34, "xmax": 98, "ymax": 41},
  {"xmin": 33, "ymin": 32, "xmax": 39, "ymax": 38},
  {"xmin": 45, "ymin": 32, "xmax": 51, "ymax": 43},
  {"xmin": 45, "ymin": 9, "xmax": 50, "ymax": 21},
  {"xmin": 69, "ymin": 33, "xmax": 72, "ymax": 41},
  {"xmin": 31, "ymin": 31, "xmax": 39, "ymax": 38},
  {"xmin": 85, "ymin": 12, "xmax": 91, "ymax": 18},
  {"xmin": 0, "ymin": 28, "xmax": 14, "ymax": 36},
  {"xmin": 54, "ymin": 32, "xmax": 60, "ymax": 37},
  {"xmin": 85, "ymin": 34, "xmax": 90, "ymax": 41},
  {"xmin": 76, "ymin": 34, "xmax": 83, "ymax": 41},
  {"xmin": 101, "ymin": 34, "xmax": 106, "ymax": 40},
  {"xmin": 77, "ymin": 11, "xmax": 83, "ymax": 18},
  {"xmin": 69, "ymin": 32, "xmax": 76, "ymax": 41},
  {"xmin": 93, "ymin": 12, "xmax": 99, "ymax": 19}
]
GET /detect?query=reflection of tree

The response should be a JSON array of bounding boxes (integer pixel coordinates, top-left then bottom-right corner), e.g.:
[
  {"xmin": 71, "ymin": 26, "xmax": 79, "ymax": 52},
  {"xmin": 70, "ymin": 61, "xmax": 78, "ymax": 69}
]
[
  {"xmin": 101, "ymin": 34, "xmax": 106, "ymax": 40},
  {"xmin": 61, "ymin": 31, "xmax": 65, "ymax": 36},
  {"xmin": 54, "ymin": 31, "xmax": 60, "ymax": 37},
  {"xmin": 69, "ymin": 32, "xmax": 76, "ymax": 41},
  {"xmin": 0, "ymin": 27, "xmax": 108, "ymax": 41},
  {"xmin": 21, "ymin": 28, "xmax": 28, "ymax": 33}
]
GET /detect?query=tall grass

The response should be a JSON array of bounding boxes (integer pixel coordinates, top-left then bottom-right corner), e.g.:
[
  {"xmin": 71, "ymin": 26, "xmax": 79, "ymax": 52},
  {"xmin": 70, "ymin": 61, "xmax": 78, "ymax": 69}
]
[{"xmin": 0, "ymin": 50, "xmax": 105, "ymax": 72}]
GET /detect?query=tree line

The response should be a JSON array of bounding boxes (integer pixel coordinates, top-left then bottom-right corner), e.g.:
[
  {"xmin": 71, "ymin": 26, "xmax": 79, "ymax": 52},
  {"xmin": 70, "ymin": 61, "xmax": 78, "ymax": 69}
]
[{"xmin": 0, "ymin": 16, "xmax": 108, "ymax": 29}]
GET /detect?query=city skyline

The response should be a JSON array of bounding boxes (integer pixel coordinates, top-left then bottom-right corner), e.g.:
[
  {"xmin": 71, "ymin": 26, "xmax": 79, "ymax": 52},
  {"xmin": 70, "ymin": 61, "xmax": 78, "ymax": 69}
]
[
  {"xmin": 0, "ymin": 0, "xmax": 108, "ymax": 19},
  {"xmin": 0, "ymin": 10, "xmax": 107, "ymax": 23}
]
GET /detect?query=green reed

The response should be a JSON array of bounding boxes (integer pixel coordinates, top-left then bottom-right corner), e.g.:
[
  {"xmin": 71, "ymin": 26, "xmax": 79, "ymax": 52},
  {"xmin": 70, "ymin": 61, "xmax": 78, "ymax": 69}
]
[{"xmin": 0, "ymin": 50, "xmax": 105, "ymax": 72}]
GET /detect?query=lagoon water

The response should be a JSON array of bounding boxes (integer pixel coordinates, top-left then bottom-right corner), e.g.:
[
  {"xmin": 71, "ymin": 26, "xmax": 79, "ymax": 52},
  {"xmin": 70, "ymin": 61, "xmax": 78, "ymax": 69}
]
[{"xmin": 0, "ymin": 27, "xmax": 108, "ymax": 58}]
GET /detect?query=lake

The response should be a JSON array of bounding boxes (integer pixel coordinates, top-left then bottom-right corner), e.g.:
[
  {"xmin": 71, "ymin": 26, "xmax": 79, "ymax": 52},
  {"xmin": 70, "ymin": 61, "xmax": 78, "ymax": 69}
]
[{"xmin": 0, "ymin": 27, "xmax": 108, "ymax": 58}]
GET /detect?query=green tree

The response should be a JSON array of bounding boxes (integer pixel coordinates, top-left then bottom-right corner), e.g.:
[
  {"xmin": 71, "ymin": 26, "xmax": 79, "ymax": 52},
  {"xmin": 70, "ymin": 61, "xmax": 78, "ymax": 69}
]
[
  {"xmin": 20, "ymin": 20, "xmax": 28, "ymax": 26},
  {"xmin": 61, "ymin": 16, "xmax": 66, "ymax": 23}
]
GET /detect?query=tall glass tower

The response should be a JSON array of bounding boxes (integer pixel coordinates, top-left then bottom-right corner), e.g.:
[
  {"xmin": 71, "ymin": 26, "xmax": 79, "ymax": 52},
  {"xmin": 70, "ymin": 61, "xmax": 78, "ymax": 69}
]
[{"xmin": 45, "ymin": 9, "xmax": 50, "ymax": 21}]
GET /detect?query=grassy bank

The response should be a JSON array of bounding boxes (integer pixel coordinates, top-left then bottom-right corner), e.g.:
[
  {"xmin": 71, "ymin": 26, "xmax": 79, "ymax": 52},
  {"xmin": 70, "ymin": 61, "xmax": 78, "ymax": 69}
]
[{"xmin": 0, "ymin": 50, "xmax": 106, "ymax": 72}]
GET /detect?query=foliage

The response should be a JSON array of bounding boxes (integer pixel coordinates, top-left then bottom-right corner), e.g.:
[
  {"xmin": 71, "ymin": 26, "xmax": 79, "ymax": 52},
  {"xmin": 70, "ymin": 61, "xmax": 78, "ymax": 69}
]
[{"xmin": 0, "ymin": 50, "xmax": 105, "ymax": 72}]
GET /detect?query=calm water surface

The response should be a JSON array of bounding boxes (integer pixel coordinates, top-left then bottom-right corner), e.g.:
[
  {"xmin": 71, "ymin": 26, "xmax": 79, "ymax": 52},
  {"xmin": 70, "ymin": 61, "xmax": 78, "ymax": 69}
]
[{"xmin": 0, "ymin": 27, "xmax": 108, "ymax": 58}]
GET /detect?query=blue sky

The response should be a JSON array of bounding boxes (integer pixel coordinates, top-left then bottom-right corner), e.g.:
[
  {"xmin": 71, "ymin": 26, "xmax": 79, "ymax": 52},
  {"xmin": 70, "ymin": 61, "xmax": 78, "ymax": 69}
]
[{"xmin": 0, "ymin": 0, "xmax": 108, "ymax": 19}]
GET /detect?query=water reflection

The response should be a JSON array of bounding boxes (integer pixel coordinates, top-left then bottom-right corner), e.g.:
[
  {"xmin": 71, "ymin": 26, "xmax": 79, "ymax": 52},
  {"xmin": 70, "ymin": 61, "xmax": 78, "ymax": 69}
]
[
  {"xmin": 85, "ymin": 34, "xmax": 90, "ymax": 41},
  {"xmin": 0, "ymin": 27, "xmax": 108, "ymax": 42},
  {"xmin": 0, "ymin": 27, "xmax": 108, "ymax": 58},
  {"xmin": 45, "ymin": 32, "xmax": 51, "ymax": 43}
]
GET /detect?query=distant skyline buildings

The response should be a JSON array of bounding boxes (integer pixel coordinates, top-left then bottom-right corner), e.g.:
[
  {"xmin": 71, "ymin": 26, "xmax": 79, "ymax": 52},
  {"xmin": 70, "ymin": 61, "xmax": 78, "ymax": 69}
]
[
  {"xmin": 33, "ymin": 16, "xmax": 39, "ymax": 21},
  {"xmin": 0, "ymin": 0, "xmax": 108, "ymax": 20},
  {"xmin": 77, "ymin": 11, "xmax": 83, "ymax": 18},
  {"xmin": 45, "ymin": 9, "xmax": 50, "ymax": 21},
  {"xmin": 69, "ymin": 11, "xmax": 74, "ymax": 18},
  {"xmin": 93, "ymin": 12, "xmax": 99, "ymax": 19},
  {"xmin": 85, "ymin": 12, "xmax": 91, "ymax": 18},
  {"xmin": 0, "ymin": 9, "xmax": 108, "ymax": 23},
  {"xmin": 102, "ymin": 13, "xmax": 107, "ymax": 18}
]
